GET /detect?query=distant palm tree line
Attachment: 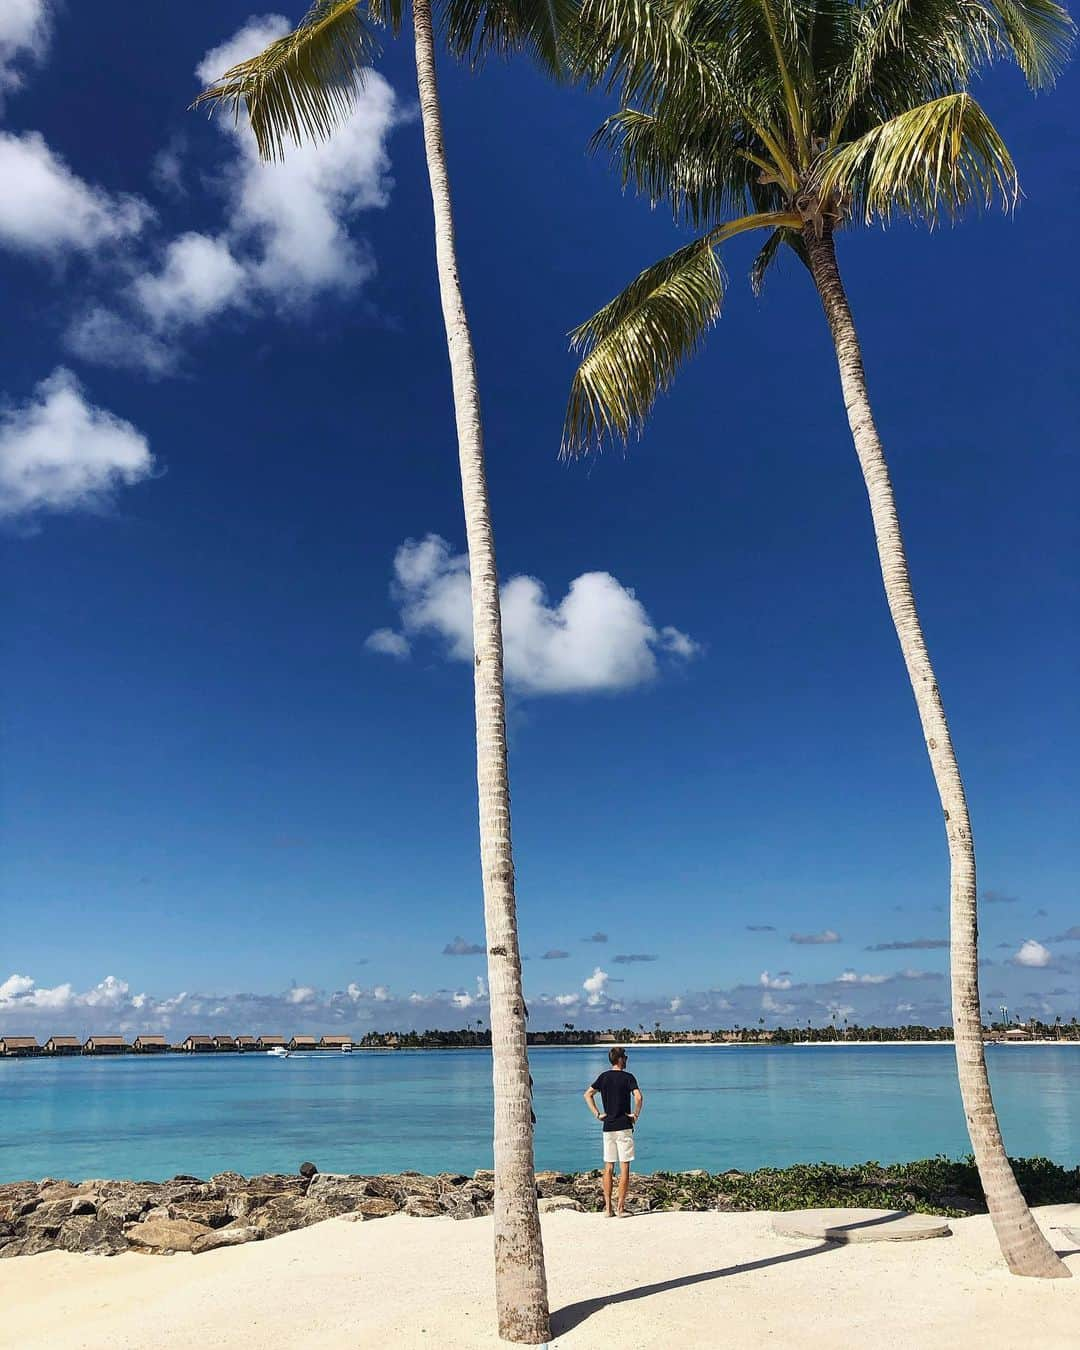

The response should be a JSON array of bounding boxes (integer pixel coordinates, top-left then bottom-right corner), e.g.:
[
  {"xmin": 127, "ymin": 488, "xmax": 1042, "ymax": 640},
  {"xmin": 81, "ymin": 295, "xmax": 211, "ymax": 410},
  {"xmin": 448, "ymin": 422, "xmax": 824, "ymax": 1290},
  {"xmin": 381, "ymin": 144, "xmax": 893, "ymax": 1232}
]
[{"xmin": 353, "ymin": 1017, "xmax": 1080, "ymax": 1048}]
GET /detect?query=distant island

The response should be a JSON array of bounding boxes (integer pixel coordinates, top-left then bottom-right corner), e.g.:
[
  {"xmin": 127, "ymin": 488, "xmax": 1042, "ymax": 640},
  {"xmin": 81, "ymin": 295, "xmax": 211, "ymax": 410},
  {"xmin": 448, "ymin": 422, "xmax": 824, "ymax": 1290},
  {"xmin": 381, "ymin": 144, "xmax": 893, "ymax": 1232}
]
[{"xmin": 2, "ymin": 1016, "xmax": 1077, "ymax": 1057}]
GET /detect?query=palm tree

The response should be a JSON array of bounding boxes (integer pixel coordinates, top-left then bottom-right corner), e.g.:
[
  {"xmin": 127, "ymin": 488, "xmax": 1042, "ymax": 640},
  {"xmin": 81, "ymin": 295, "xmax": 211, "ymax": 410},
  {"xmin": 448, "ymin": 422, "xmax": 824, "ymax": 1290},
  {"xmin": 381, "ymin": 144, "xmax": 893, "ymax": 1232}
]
[
  {"xmin": 195, "ymin": 1, "xmax": 572, "ymax": 1337},
  {"xmin": 563, "ymin": 0, "xmax": 1072, "ymax": 1279}
]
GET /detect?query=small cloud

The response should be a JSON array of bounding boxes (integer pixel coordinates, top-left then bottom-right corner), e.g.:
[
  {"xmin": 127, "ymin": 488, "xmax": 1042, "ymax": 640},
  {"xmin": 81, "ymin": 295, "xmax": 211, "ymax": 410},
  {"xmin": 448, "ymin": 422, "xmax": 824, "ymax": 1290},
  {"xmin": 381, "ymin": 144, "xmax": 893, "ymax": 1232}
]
[
  {"xmin": 790, "ymin": 930, "xmax": 841, "ymax": 945},
  {"xmin": 1049, "ymin": 926, "xmax": 1080, "ymax": 944},
  {"xmin": 365, "ymin": 628, "xmax": 410, "ymax": 659},
  {"xmin": 613, "ymin": 953, "xmax": 658, "ymax": 964},
  {"xmin": 286, "ymin": 985, "xmax": 317, "ymax": 1004},
  {"xmin": 759, "ymin": 971, "xmax": 792, "ymax": 991},
  {"xmin": 865, "ymin": 938, "xmax": 948, "ymax": 951},
  {"xmin": 367, "ymin": 534, "xmax": 700, "ymax": 696},
  {"xmin": 582, "ymin": 932, "xmax": 608, "ymax": 944},
  {"xmin": 835, "ymin": 970, "xmax": 889, "ymax": 985},
  {"xmin": 443, "ymin": 936, "xmax": 485, "ymax": 956},
  {"xmin": 1013, "ymin": 940, "xmax": 1051, "ymax": 969},
  {"xmin": 982, "ymin": 889, "xmax": 1018, "ymax": 905},
  {"xmin": 583, "ymin": 967, "xmax": 609, "ymax": 1006},
  {"xmin": 746, "ymin": 924, "xmax": 776, "ymax": 932},
  {"xmin": 0, "ymin": 130, "xmax": 150, "ymax": 258},
  {"xmin": 541, "ymin": 949, "xmax": 569, "ymax": 960},
  {"xmin": 0, "ymin": 368, "xmax": 154, "ymax": 523},
  {"xmin": 1034, "ymin": 908, "xmax": 1048, "ymax": 919}
]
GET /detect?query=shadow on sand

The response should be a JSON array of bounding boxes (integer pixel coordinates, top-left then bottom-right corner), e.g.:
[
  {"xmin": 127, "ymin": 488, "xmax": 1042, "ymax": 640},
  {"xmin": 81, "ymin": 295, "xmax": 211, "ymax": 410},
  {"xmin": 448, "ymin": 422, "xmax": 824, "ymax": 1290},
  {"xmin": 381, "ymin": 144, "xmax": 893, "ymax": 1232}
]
[{"xmin": 550, "ymin": 1238, "xmax": 839, "ymax": 1338}]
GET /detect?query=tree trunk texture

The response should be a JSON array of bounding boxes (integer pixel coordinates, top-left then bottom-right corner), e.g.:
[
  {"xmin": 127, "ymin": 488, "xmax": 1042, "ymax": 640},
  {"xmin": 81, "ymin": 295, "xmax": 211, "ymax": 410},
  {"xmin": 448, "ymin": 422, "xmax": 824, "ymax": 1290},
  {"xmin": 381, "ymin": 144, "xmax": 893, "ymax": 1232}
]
[
  {"xmin": 804, "ymin": 225, "xmax": 1069, "ymax": 1280},
  {"xmin": 411, "ymin": 0, "xmax": 552, "ymax": 1336}
]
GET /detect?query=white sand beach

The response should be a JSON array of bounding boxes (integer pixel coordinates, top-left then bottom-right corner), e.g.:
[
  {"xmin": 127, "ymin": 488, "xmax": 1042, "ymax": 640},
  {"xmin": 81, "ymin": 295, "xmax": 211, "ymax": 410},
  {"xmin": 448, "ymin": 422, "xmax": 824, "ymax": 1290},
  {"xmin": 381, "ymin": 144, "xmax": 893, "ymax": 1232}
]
[{"xmin": 1, "ymin": 1205, "xmax": 1078, "ymax": 1350}]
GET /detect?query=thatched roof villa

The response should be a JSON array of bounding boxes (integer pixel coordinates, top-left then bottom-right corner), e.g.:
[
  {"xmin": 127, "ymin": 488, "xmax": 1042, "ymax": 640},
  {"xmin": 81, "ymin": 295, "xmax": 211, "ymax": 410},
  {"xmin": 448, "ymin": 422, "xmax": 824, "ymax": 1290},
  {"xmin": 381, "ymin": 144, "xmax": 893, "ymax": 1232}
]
[
  {"xmin": 83, "ymin": 1037, "xmax": 130, "ymax": 1055},
  {"xmin": 0, "ymin": 1037, "xmax": 38, "ymax": 1057},
  {"xmin": 320, "ymin": 1035, "xmax": 353, "ymax": 1050},
  {"xmin": 212, "ymin": 1035, "xmax": 237, "ymax": 1051},
  {"xmin": 257, "ymin": 1035, "xmax": 286, "ymax": 1049},
  {"xmin": 132, "ymin": 1035, "xmax": 169, "ymax": 1053},
  {"xmin": 288, "ymin": 1035, "xmax": 318, "ymax": 1051},
  {"xmin": 181, "ymin": 1035, "xmax": 214, "ymax": 1053},
  {"xmin": 43, "ymin": 1036, "xmax": 81, "ymax": 1055},
  {"xmin": 235, "ymin": 1036, "xmax": 257, "ymax": 1052}
]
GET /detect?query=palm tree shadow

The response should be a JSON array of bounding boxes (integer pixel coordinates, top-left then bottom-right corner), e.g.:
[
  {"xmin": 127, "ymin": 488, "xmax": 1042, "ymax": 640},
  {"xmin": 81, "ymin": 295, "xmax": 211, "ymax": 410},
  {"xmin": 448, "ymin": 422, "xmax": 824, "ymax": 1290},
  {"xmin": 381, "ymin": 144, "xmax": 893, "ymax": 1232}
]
[{"xmin": 550, "ymin": 1240, "xmax": 839, "ymax": 1338}]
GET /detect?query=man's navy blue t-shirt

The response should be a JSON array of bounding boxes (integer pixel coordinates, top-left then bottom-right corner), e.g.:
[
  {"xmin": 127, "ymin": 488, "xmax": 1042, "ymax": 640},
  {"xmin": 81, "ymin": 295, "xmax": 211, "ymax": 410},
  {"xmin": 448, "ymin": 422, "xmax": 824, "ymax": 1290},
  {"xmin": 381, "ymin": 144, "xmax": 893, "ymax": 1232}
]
[{"xmin": 591, "ymin": 1069, "xmax": 639, "ymax": 1132}]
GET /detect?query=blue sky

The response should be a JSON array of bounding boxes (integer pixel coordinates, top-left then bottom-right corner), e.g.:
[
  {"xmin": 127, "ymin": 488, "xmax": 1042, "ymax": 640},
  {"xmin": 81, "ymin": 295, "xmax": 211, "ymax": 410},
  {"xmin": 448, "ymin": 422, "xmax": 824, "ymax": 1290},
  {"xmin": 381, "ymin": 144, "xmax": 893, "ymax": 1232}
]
[{"xmin": 1, "ymin": 1, "xmax": 1077, "ymax": 1037}]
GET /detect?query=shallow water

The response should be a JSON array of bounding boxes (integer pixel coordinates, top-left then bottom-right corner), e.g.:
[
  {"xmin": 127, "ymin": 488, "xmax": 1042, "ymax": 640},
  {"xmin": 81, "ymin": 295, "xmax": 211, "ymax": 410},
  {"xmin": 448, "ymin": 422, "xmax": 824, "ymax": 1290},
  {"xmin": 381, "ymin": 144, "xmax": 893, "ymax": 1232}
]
[{"xmin": 0, "ymin": 1044, "xmax": 1076, "ymax": 1182}]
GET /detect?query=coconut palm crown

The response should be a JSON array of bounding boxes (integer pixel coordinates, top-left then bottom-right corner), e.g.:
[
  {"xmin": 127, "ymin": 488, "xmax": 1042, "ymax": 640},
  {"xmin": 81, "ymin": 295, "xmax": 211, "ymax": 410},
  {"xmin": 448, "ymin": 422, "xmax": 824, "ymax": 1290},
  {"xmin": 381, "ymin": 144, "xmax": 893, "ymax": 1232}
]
[{"xmin": 563, "ymin": 0, "xmax": 1073, "ymax": 445}]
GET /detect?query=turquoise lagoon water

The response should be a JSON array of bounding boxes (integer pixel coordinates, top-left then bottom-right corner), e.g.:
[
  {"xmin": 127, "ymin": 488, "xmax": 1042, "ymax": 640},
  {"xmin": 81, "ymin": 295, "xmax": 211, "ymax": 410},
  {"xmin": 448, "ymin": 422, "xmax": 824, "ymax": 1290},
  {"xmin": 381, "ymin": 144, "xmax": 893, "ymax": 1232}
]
[{"xmin": 0, "ymin": 1045, "xmax": 1076, "ymax": 1184}]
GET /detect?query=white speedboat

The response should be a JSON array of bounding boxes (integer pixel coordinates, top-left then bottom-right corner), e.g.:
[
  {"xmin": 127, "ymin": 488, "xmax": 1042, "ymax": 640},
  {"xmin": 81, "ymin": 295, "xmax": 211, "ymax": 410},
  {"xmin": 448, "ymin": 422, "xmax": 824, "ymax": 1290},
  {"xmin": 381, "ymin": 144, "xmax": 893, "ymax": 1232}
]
[
  {"xmin": 340, "ymin": 1042, "xmax": 353, "ymax": 1054},
  {"xmin": 267, "ymin": 1046, "xmax": 291, "ymax": 1058}
]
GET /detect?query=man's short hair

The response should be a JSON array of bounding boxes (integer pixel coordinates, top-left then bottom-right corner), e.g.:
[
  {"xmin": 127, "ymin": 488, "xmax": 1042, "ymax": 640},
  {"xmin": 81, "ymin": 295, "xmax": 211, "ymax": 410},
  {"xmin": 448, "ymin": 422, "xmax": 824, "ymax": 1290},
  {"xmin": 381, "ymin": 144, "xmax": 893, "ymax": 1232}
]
[{"xmin": 609, "ymin": 1046, "xmax": 626, "ymax": 1066}]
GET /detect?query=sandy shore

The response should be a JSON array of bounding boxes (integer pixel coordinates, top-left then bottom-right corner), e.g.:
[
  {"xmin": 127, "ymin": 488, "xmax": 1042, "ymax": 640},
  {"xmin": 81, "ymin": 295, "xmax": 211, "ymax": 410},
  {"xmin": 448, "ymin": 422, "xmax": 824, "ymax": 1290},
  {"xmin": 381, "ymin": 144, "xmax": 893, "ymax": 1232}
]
[{"xmin": 1, "ymin": 1205, "xmax": 1077, "ymax": 1349}]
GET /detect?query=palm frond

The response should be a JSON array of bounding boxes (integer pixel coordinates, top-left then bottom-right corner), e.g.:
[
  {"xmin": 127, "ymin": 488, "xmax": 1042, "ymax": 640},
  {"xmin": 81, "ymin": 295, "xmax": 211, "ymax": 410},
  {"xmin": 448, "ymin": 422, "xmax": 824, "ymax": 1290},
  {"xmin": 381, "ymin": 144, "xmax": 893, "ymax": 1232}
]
[
  {"xmin": 563, "ymin": 236, "xmax": 726, "ymax": 452},
  {"xmin": 192, "ymin": 0, "xmax": 378, "ymax": 163},
  {"xmin": 819, "ymin": 92, "xmax": 1018, "ymax": 223},
  {"xmin": 750, "ymin": 226, "xmax": 809, "ymax": 294},
  {"xmin": 986, "ymin": 0, "xmax": 1075, "ymax": 88},
  {"xmin": 443, "ymin": 0, "xmax": 580, "ymax": 74}
]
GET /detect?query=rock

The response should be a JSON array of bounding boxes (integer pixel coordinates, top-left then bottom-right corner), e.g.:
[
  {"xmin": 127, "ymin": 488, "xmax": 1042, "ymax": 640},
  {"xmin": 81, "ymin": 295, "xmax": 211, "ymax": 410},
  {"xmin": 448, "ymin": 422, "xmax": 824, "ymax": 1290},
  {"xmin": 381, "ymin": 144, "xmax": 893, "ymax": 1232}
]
[
  {"xmin": 98, "ymin": 1196, "xmax": 151, "ymax": 1224},
  {"xmin": 771, "ymin": 1209, "xmax": 952, "ymax": 1244},
  {"xmin": 190, "ymin": 1225, "xmax": 263, "ymax": 1255},
  {"xmin": 172, "ymin": 1174, "xmax": 202, "ymax": 1183},
  {"xmin": 69, "ymin": 1196, "xmax": 98, "ymax": 1217},
  {"xmin": 298, "ymin": 1162, "xmax": 318, "ymax": 1180},
  {"xmin": 393, "ymin": 1174, "xmax": 441, "ymax": 1199},
  {"xmin": 24, "ymin": 1200, "xmax": 75, "ymax": 1233},
  {"xmin": 352, "ymin": 1197, "xmax": 400, "ymax": 1219},
  {"xmin": 210, "ymin": 1172, "xmax": 248, "ymax": 1189},
  {"xmin": 56, "ymin": 1218, "xmax": 129, "ymax": 1256},
  {"xmin": 473, "ymin": 1170, "xmax": 495, "ymax": 1185},
  {"xmin": 142, "ymin": 1205, "xmax": 172, "ymax": 1222},
  {"xmin": 403, "ymin": 1197, "xmax": 444, "ymax": 1218},
  {"xmin": 165, "ymin": 1201, "xmax": 231, "ymax": 1229},
  {"xmin": 124, "ymin": 1217, "xmax": 213, "ymax": 1253},
  {"xmin": 0, "ymin": 1230, "xmax": 58, "ymax": 1259},
  {"xmin": 306, "ymin": 1174, "xmax": 373, "ymax": 1204},
  {"xmin": 538, "ymin": 1197, "xmax": 586, "ymax": 1214}
]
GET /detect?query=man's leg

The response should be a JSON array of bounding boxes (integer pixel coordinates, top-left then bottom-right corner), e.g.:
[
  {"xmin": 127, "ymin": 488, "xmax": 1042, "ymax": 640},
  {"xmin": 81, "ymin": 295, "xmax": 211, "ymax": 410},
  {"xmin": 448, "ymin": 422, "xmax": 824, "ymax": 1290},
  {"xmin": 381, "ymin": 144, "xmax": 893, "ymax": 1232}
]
[
  {"xmin": 616, "ymin": 1161, "xmax": 631, "ymax": 1215},
  {"xmin": 602, "ymin": 1162, "xmax": 614, "ymax": 1216}
]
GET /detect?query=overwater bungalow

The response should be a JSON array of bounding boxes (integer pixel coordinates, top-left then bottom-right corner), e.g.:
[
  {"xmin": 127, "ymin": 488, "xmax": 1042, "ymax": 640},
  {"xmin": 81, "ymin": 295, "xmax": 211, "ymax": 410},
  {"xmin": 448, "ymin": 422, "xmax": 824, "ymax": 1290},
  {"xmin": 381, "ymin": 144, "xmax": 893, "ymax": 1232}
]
[
  {"xmin": 212, "ymin": 1035, "xmax": 238, "ymax": 1052},
  {"xmin": 181, "ymin": 1034, "xmax": 214, "ymax": 1053},
  {"xmin": 0, "ymin": 1037, "xmax": 39, "ymax": 1057},
  {"xmin": 257, "ymin": 1035, "xmax": 287, "ymax": 1050},
  {"xmin": 43, "ymin": 1036, "xmax": 81, "ymax": 1056},
  {"xmin": 235, "ymin": 1036, "xmax": 257, "ymax": 1052},
  {"xmin": 132, "ymin": 1035, "xmax": 169, "ymax": 1054},
  {"xmin": 319, "ymin": 1035, "xmax": 353, "ymax": 1051},
  {"xmin": 83, "ymin": 1037, "xmax": 130, "ymax": 1055},
  {"xmin": 288, "ymin": 1035, "xmax": 318, "ymax": 1051}
]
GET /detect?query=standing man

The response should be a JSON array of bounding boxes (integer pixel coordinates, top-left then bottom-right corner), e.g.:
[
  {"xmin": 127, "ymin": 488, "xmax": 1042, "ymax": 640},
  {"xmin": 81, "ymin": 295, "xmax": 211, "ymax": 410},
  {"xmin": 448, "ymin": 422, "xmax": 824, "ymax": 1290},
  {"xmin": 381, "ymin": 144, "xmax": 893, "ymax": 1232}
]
[{"xmin": 584, "ymin": 1046, "xmax": 643, "ymax": 1217}]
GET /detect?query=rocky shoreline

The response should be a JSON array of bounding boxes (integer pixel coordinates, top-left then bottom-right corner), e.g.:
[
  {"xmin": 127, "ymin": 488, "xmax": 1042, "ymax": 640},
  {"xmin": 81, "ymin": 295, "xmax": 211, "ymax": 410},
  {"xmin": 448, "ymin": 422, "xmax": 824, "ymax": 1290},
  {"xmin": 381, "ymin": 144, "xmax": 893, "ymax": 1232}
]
[{"xmin": 0, "ymin": 1154, "xmax": 1033, "ymax": 1260}]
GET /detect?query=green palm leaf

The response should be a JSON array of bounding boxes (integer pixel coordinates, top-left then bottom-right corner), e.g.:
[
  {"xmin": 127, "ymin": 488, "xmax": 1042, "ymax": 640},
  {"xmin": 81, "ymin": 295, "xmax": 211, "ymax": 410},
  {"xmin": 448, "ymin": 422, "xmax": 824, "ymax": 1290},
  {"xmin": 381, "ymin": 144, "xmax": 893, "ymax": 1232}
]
[
  {"xmin": 819, "ymin": 91, "xmax": 1018, "ymax": 222},
  {"xmin": 193, "ymin": 0, "xmax": 379, "ymax": 162},
  {"xmin": 987, "ymin": 0, "xmax": 1075, "ymax": 86},
  {"xmin": 563, "ymin": 236, "xmax": 727, "ymax": 452}
]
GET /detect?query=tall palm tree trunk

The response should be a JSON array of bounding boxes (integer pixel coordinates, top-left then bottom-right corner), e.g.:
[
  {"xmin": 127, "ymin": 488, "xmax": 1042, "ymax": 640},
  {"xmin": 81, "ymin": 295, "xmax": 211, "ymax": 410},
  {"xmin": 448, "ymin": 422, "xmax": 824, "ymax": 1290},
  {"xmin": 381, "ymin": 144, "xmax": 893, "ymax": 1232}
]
[
  {"xmin": 411, "ymin": 0, "xmax": 552, "ymax": 1336},
  {"xmin": 804, "ymin": 226, "xmax": 1069, "ymax": 1280}
]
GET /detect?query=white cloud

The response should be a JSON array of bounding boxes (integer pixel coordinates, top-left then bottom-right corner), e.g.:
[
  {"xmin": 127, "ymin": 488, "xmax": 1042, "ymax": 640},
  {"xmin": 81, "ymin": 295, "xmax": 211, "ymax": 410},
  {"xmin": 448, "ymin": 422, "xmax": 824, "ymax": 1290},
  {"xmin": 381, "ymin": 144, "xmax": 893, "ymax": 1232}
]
[
  {"xmin": 365, "ymin": 627, "xmax": 410, "ymax": 659},
  {"xmin": 759, "ymin": 970, "xmax": 792, "ymax": 991},
  {"xmin": 132, "ymin": 232, "xmax": 248, "ymax": 328},
  {"xmin": 0, "ymin": 131, "xmax": 150, "ymax": 257},
  {"xmin": 1015, "ymin": 940, "xmax": 1051, "ymax": 969},
  {"xmin": 668, "ymin": 997, "xmax": 683, "ymax": 1013},
  {"xmin": 836, "ymin": 970, "xmax": 889, "ymax": 985},
  {"xmin": 761, "ymin": 991, "xmax": 794, "ymax": 1015},
  {"xmin": 0, "ymin": 973, "xmax": 35, "ymax": 1001},
  {"xmin": 554, "ymin": 993, "xmax": 579, "ymax": 1007},
  {"xmin": 65, "ymin": 307, "xmax": 178, "ymax": 377},
  {"xmin": 0, "ymin": 0, "xmax": 51, "ymax": 96},
  {"xmin": 0, "ymin": 368, "xmax": 154, "ymax": 521},
  {"xmin": 368, "ymin": 534, "xmax": 700, "ymax": 696},
  {"xmin": 790, "ymin": 929, "xmax": 841, "ymax": 945},
  {"xmin": 286, "ymin": 985, "xmax": 317, "ymax": 1004},
  {"xmin": 584, "ymin": 967, "xmax": 610, "ymax": 1006},
  {"xmin": 65, "ymin": 17, "xmax": 400, "ymax": 373}
]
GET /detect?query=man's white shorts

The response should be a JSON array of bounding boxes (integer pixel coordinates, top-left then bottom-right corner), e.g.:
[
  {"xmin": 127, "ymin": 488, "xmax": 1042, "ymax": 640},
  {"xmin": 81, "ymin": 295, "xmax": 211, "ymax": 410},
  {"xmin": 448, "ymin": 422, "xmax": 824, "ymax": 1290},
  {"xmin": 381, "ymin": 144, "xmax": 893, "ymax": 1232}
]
[{"xmin": 602, "ymin": 1129, "xmax": 635, "ymax": 1164}]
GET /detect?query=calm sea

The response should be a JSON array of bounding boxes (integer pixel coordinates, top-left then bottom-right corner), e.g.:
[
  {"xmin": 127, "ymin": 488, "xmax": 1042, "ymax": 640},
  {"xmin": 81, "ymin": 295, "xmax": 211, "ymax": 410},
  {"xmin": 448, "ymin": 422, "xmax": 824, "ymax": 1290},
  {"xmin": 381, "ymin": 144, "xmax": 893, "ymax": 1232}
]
[{"xmin": 0, "ymin": 1044, "xmax": 1076, "ymax": 1184}]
